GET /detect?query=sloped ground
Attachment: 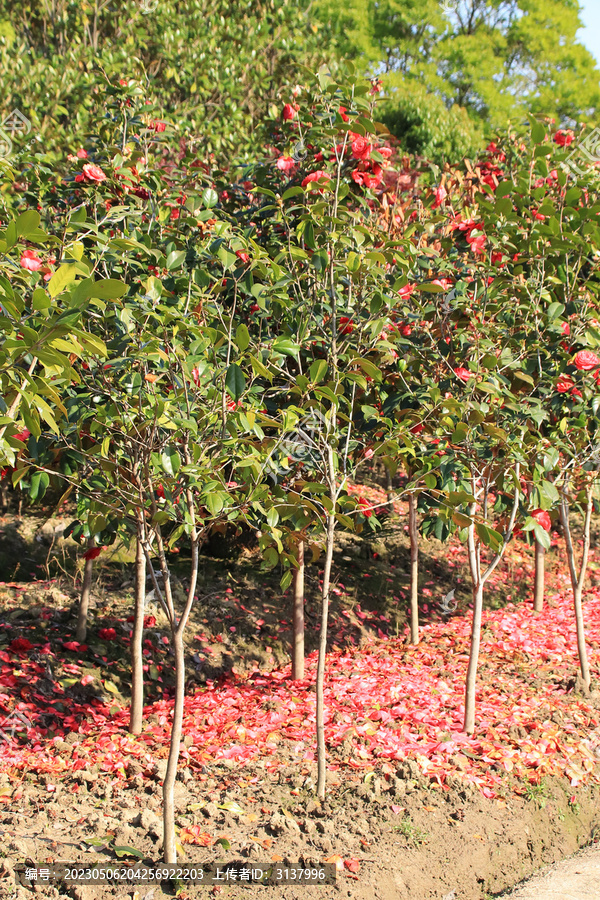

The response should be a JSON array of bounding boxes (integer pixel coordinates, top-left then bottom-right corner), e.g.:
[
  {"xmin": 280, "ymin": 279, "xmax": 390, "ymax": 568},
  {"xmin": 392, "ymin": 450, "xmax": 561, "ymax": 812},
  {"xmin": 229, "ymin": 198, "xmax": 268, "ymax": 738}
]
[{"xmin": 0, "ymin": 496, "xmax": 599, "ymax": 898}]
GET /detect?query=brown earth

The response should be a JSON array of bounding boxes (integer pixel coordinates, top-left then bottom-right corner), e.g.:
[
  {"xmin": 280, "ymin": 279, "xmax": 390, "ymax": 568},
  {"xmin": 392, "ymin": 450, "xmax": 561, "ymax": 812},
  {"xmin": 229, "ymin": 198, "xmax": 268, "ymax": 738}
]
[{"xmin": 0, "ymin": 498, "xmax": 599, "ymax": 899}]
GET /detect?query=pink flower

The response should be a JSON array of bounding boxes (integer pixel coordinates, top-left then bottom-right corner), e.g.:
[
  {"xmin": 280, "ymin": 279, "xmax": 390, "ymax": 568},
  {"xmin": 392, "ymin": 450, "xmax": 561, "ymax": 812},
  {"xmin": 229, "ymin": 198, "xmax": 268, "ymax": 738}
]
[
  {"xmin": 76, "ymin": 148, "xmax": 88, "ymax": 159},
  {"xmin": 454, "ymin": 367, "xmax": 473, "ymax": 382},
  {"xmin": 378, "ymin": 147, "xmax": 392, "ymax": 160},
  {"xmin": 531, "ymin": 509, "xmax": 551, "ymax": 532},
  {"xmin": 432, "ymin": 186, "xmax": 447, "ymax": 208},
  {"xmin": 301, "ymin": 170, "xmax": 330, "ymax": 188},
  {"xmin": 81, "ymin": 163, "xmax": 107, "ymax": 183},
  {"xmin": 364, "ymin": 448, "xmax": 374, "ymax": 460},
  {"xmin": 351, "ymin": 137, "xmax": 372, "ymax": 161},
  {"xmin": 276, "ymin": 155, "xmax": 295, "ymax": 172},
  {"xmin": 554, "ymin": 130, "xmax": 574, "ymax": 147},
  {"xmin": 282, "ymin": 104, "xmax": 296, "ymax": 121},
  {"xmin": 573, "ymin": 350, "xmax": 600, "ymax": 371},
  {"xmin": 561, "ymin": 322, "xmax": 570, "ymax": 336},
  {"xmin": 20, "ymin": 249, "xmax": 43, "ymax": 271}
]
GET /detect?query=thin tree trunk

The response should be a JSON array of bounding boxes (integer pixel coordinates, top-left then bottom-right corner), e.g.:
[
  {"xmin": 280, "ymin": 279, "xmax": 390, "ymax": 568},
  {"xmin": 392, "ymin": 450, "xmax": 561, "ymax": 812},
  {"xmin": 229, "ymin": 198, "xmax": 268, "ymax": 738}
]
[
  {"xmin": 533, "ymin": 539, "xmax": 545, "ymax": 613},
  {"xmin": 559, "ymin": 483, "xmax": 592, "ymax": 691},
  {"xmin": 385, "ymin": 465, "xmax": 394, "ymax": 511},
  {"xmin": 76, "ymin": 536, "xmax": 95, "ymax": 642},
  {"xmin": 291, "ymin": 541, "xmax": 305, "ymax": 681},
  {"xmin": 463, "ymin": 579, "xmax": 484, "ymax": 734},
  {"xmin": 163, "ymin": 627, "xmax": 185, "ymax": 863},
  {"xmin": 129, "ymin": 524, "xmax": 146, "ymax": 734},
  {"xmin": 316, "ymin": 512, "xmax": 335, "ymax": 801},
  {"xmin": 408, "ymin": 492, "xmax": 419, "ymax": 644},
  {"xmin": 463, "ymin": 464, "xmax": 520, "ymax": 733}
]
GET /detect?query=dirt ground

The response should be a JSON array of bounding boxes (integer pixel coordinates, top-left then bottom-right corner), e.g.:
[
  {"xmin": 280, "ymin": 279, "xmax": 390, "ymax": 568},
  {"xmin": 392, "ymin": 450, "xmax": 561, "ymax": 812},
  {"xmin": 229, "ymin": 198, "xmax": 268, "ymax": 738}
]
[{"xmin": 0, "ymin": 496, "xmax": 599, "ymax": 899}]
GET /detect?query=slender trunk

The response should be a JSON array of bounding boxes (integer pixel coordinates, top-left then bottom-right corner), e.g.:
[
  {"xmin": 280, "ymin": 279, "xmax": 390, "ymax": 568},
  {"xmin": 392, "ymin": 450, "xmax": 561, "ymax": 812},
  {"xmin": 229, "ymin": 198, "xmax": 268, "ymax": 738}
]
[
  {"xmin": 76, "ymin": 536, "xmax": 95, "ymax": 642},
  {"xmin": 291, "ymin": 541, "xmax": 305, "ymax": 681},
  {"xmin": 163, "ymin": 627, "xmax": 185, "ymax": 863},
  {"xmin": 463, "ymin": 580, "xmax": 484, "ymax": 733},
  {"xmin": 316, "ymin": 513, "xmax": 335, "ymax": 801},
  {"xmin": 129, "ymin": 526, "xmax": 146, "ymax": 734},
  {"xmin": 559, "ymin": 484, "xmax": 592, "ymax": 691},
  {"xmin": 533, "ymin": 539, "xmax": 545, "ymax": 613},
  {"xmin": 408, "ymin": 493, "xmax": 419, "ymax": 644},
  {"xmin": 385, "ymin": 466, "xmax": 394, "ymax": 511}
]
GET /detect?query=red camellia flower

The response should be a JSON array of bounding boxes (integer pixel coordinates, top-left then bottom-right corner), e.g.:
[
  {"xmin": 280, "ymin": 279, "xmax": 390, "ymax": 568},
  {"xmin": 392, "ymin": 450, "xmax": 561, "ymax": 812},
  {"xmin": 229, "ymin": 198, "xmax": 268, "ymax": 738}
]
[
  {"xmin": 9, "ymin": 637, "xmax": 32, "ymax": 654},
  {"xmin": 398, "ymin": 283, "xmax": 415, "ymax": 299},
  {"xmin": 573, "ymin": 350, "xmax": 600, "ymax": 370},
  {"xmin": 150, "ymin": 120, "xmax": 166, "ymax": 133},
  {"xmin": 339, "ymin": 316, "xmax": 355, "ymax": 334},
  {"xmin": 235, "ymin": 250, "xmax": 250, "ymax": 263},
  {"xmin": 301, "ymin": 170, "xmax": 330, "ymax": 188},
  {"xmin": 276, "ymin": 155, "xmax": 295, "ymax": 172},
  {"xmin": 357, "ymin": 497, "xmax": 373, "ymax": 517},
  {"xmin": 282, "ymin": 103, "xmax": 296, "ymax": 121},
  {"xmin": 83, "ymin": 546, "xmax": 103, "ymax": 561},
  {"xmin": 20, "ymin": 249, "xmax": 43, "ymax": 271},
  {"xmin": 13, "ymin": 428, "xmax": 31, "ymax": 442},
  {"xmin": 491, "ymin": 251, "xmax": 504, "ymax": 265},
  {"xmin": 432, "ymin": 186, "xmax": 447, "ymax": 208},
  {"xmin": 144, "ymin": 615, "xmax": 157, "ymax": 628},
  {"xmin": 454, "ymin": 367, "xmax": 473, "ymax": 382},
  {"xmin": 553, "ymin": 130, "xmax": 574, "ymax": 147},
  {"xmin": 98, "ymin": 627, "xmax": 117, "ymax": 640},
  {"xmin": 561, "ymin": 322, "xmax": 570, "ymax": 336},
  {"xmin": 338, "ymin": 106, "xmax": 349, "ymax": 122},
  {"xmin": 351, "ymin": 137, "xmax": 372, "ymax": 161},
  {"xmin": 81, "ymin": 163, "xmax": 107, "ymax": 183},
  {"xmin": 76, "ymin": 148, "xmax": 88, "ymax": 159},
  {"xmin": 156, "ymin": 484, "xmax": 166, "ymax": 499},
  {"xmin": 556, "ymin": 375, "xmax": 574, "ymax": 393},
  {"xmin": 531, "ymin": 509, "xmax": 552, "ymax": 532},
  {"xmin": 466, "ymin": 231, "xmax": 486, "ymax": 255}
]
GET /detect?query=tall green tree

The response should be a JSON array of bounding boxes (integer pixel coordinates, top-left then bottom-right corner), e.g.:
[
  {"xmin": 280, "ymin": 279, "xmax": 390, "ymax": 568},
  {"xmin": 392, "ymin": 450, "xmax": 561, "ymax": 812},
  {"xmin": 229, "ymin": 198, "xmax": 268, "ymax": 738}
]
[{"xmin": 315, "ymin": 0, "xmax": 600, "ymax": 161}]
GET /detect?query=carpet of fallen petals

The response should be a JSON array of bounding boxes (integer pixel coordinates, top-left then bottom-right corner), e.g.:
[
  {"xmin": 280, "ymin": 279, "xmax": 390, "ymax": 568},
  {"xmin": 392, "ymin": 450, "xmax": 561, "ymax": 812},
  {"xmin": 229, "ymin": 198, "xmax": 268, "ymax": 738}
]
[{"xmin": 1, "ymin": 566, "xmax": 599, "ymax": 800}]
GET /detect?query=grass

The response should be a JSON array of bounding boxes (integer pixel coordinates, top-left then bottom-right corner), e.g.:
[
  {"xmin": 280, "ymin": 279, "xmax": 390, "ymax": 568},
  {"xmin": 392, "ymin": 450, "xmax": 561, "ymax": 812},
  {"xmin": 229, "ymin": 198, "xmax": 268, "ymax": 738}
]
[{"xmin": 392, "ymin": 815, "xmax": 429, "ymax": 845}]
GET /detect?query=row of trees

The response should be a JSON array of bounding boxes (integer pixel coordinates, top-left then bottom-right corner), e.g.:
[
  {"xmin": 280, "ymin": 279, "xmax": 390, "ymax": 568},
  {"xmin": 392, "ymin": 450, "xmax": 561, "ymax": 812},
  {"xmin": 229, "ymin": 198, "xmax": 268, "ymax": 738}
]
[
  {"xmin": 1, "ymin": 66, "xmax": 599, "ymax": 860},
  {"xmin": 0, "ymin": 1, "xmax": 597, "ymax": 166}
]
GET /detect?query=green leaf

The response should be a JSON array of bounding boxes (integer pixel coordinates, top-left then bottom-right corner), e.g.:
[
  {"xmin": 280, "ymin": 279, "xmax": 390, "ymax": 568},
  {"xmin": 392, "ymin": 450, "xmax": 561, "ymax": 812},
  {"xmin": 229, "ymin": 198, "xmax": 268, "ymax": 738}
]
[
  {"xmin": 16, "ymin": 210, "xmax": 41, "ymax": 237},
  {"xmin": 205, "ymin": 492, "xmax": 225, "ymax": 516},
  {"xmin": 475, "ymin": 523, "xmax": 504, "ymax": 553},
  {"xmin": 202, "ymin": 188, "xmax": 219, "ymax": 208},
  {"xmin": 167, "ymin": 250, "xmax": 187, "ymax": 270},
  {"xmin": 47, "ymin": 265, "xmax": 78, "ymax": 298},
  {"xmin": 31, "ymin": 288, "xmax": 50, "ymax": 311},
  {"xmin": 309, "ymin": 359, "xmax": 328, "ymax": 383},
  {"xmin": 161, "ymin": 448, "xmax": 181, "ymax": 476},
  {"xmin": 89, "ymin": 278, "xmax": 128, "ymax": 299},
  {"xmin": 225, "ymin": 363, "xmax": 245, "ymax": 400},
  {"xmin": 217, "ymin": 800, "xmax": 245, "ymax": 814},
  {"xmin": 236, "ymin": 323, "xmax": 250, "ymax": 352},
  {"xmin": 113, "ymin": 846, "xmax": 145, "ymax": 859}
]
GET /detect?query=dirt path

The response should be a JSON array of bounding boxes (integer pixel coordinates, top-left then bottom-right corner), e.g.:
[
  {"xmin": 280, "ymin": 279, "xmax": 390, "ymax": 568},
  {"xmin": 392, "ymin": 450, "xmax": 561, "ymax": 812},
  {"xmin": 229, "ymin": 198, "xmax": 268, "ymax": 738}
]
[{"xmin": 501, "ymin": 842, "xmax": 600, "ymax": 898}]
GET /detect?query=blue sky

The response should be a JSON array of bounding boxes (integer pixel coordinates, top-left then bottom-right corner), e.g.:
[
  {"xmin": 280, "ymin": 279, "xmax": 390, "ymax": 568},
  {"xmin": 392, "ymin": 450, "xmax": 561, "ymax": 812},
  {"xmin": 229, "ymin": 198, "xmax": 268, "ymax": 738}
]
[{"xmin": 578, "ymin": 0, "xmax": 600, "ymax": 65}]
